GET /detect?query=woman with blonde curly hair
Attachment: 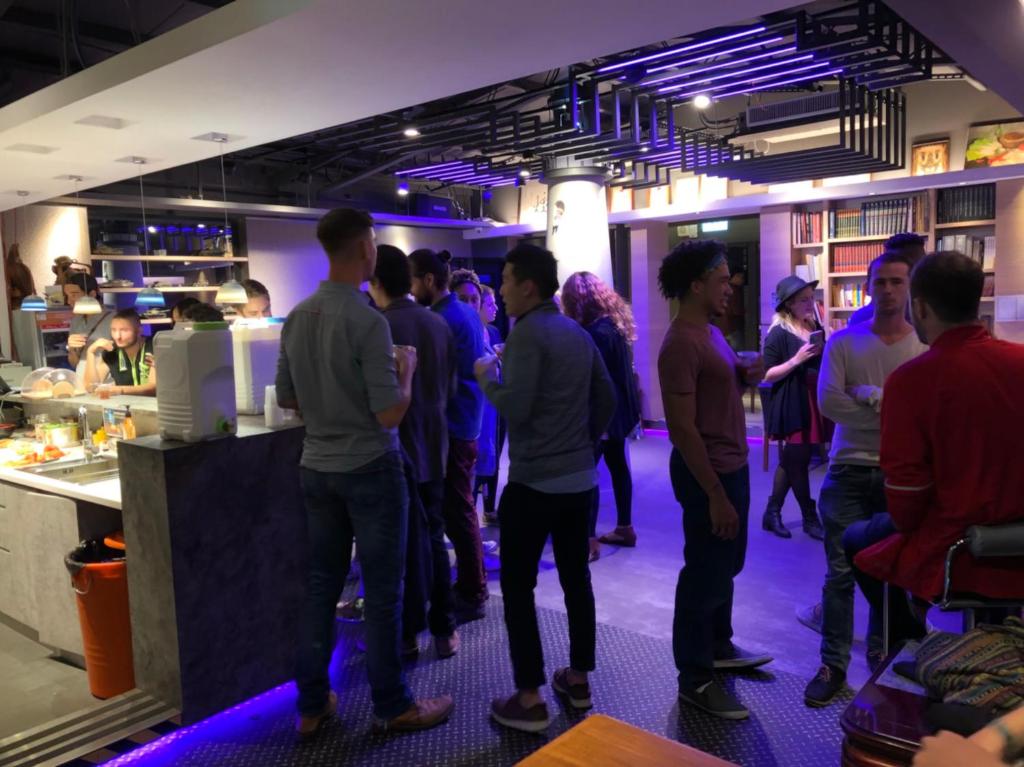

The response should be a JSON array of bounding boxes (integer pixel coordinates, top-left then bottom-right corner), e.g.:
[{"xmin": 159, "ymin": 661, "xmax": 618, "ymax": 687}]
[{"xmin": 562, "ymin": 272, "xmax": 642, "ymax": 560}]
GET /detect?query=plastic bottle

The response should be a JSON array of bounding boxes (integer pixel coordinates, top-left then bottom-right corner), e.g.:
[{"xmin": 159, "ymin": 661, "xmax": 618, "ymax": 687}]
[{"xmin": 122, "ymin": 406, "xmax": 136, "ymax": 441}]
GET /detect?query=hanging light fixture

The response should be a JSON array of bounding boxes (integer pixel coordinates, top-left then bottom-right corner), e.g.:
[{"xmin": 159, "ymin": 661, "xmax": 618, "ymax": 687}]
[
  {"xmin": 133, "ymin": 157, "xmax": 165, "ymax": 308},
  {"xmin": 20, "ymin": 294, "xmax": 47, "ymax": 312},
  {"xmin": 73, "ymin": 295, "xmax": 103, "ymax": 315},
  {"xmin": 135, "ymin": 287, "xmax": 166, "ymax": 308},
  {"xmin": 215, "ymin": 279, "xmax": 247, "ymax": 305}
]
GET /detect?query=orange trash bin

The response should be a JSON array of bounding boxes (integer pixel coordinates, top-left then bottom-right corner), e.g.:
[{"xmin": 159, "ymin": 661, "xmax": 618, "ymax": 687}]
[{"xmin": 66, "ymin": 536, "xmax": 135, "ymax": 699}]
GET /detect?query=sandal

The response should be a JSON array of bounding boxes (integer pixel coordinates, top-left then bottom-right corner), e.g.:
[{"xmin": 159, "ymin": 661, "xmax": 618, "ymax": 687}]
[
  {"xmin": 598, "ymin": 525, "xmax": 637, "ymax": 547},
  {"xmin": 588, "ymin": 537, "xmax": 601, "ymax": 563}
]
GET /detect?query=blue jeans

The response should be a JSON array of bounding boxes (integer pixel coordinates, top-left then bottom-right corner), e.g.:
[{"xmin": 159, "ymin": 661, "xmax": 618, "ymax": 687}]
[
  {"xmin": 295, "ymin": 452, "xmax": 415, "ymax": 720},
  {"xmin": 669, "ymin": 451, "xmax": 750, "ymax": 688},
  {"xmin": 819, "ymin": 463, "xmax": 887, "ymax": 672}
]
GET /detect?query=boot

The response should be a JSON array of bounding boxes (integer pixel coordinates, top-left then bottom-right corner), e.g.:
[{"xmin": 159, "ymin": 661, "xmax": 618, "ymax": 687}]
[
  {"xmin": 761, "ymin": 502, "xmax": 791, "ymax": 539},
  {"xmin": 801, "ymin": 501, "xmax": 825, "ymax": 541}
]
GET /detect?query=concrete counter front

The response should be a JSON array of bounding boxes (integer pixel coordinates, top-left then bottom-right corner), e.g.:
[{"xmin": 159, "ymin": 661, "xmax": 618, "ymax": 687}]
[{"xmin": 118, "ymin": 418, "xmax": 306, "ymax": 724}]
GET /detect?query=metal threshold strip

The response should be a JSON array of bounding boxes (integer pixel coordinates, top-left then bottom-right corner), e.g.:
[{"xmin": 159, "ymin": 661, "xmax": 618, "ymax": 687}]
[{"xmin": 0, "ymin": 689, "xmax": 178, "ymax": 767}]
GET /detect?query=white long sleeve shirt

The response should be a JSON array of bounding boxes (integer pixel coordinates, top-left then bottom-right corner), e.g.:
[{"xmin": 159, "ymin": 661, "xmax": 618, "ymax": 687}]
[{"xmin": 817, "ymin": 322, "xmax": 927, "ymax": 466}]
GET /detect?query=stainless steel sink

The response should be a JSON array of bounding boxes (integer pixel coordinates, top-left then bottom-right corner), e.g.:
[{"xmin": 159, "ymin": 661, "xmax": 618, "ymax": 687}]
[{"xmin": 19, "ymin": 456, "xmax": 120, "ymax": 485}]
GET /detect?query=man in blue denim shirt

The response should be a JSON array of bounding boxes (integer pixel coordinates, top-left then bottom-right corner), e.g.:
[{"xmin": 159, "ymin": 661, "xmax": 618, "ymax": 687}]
[
  {"xmin": 410, "ymin": 249, "xmax": 488, "ymax": 621},
  {"xmin": 276, "ymin": 209, "xmax": 453, "ymax": 738}
]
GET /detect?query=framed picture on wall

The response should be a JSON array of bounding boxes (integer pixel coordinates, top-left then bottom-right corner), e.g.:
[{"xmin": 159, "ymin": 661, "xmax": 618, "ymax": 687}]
[
  {"xmin": 911, "ymin": 139, "xmax": 949, "ymax": 176},
  {"xmin": 964, "ymin": 118, "xmax": 1024, "ymax": 169}
]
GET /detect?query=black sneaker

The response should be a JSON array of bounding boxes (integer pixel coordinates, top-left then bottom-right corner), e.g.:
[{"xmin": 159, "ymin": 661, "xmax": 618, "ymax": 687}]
[
  {"xmin": 713, "ymin": 643, "xmax": 773, "ymax": 671},
  {"xmin": 678, "ymin": 681, "xmax": 749, "ymax": 720},
  {"xmin": 454, "ymin": 597, "xmax": 486, "ymax": 624},
  {"xmin": 804, "ymin": 665, "xmax": 846, "ymax": 707}
]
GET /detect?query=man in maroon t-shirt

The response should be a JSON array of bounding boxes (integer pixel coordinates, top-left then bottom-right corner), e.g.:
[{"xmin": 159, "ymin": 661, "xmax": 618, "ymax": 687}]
[{"xmin": 657, "ymin": 239, "xmax": 773, "ymax": 721}]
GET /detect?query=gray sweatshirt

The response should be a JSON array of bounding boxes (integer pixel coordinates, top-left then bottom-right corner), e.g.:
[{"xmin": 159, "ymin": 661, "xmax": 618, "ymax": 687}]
[
  {"xmin": 483, "ymin": 301, "xmax": 616, "ymax": 486},
  {"xmin": 817, "ymin": 322, "xmax": 927, "ymax": 466}
]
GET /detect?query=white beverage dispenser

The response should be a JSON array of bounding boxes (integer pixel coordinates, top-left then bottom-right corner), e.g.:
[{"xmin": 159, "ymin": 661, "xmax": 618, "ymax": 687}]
[{"xmin": 231, "ymin": 317, "xmax": 283, "ymax": 414}]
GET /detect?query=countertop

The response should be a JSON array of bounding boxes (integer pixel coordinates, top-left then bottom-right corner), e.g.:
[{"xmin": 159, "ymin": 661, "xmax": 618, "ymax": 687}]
[
  {"xmin": 7, "ymin": 392, "xmax": 159, "ymax": 413},
  {"xmin": 0, "ymin": 445, "xmax": 122, "ymax": 509}
]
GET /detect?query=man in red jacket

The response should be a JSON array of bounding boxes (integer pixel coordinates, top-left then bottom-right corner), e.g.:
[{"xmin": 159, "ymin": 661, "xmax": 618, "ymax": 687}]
[{"xmin": 848, "ymin": 251, "xmax": 1024, "ymax": 652}]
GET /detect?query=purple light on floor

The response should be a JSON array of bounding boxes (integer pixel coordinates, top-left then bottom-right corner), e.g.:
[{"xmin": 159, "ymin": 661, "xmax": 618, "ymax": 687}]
[
  {"xmin": 644, "ymin": 44, "xmax": 795, "ymax": 85},
  {"xmin": 597, "ymin": 25, "xmax": 767, "ymax": 73},
  {"xmin": 705, "ymin": 66, "xmax": 844, "ymax": 99},
  {"xmin": 657, "ymin": 54, "xmax": 816, "ymax": 94},
  {"xmin": 395, "ymin": 160, "xmax": 469, "ymax": 176},
  {"xmin": 644, "ymin": 36, "xmax": 786, "ymax": 75},
  {"xmin": 96, "ymin": 682, "xmax": 296, "ymax": 766}
]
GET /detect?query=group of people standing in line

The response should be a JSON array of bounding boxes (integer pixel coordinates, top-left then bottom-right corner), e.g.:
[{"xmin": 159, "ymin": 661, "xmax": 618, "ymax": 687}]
[{"xmin": 274, "ymin": 207, "xmax": 1024, "ymax": 749}]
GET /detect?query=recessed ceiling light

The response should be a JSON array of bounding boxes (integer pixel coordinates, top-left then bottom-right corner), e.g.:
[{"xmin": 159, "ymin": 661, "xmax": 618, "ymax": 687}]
[
  {"xmin": 54, "ymin": 174, "xmax": 87, "ymax": 182},
  {"xmin": 75, "ymin": 115, "xmax": 129, "ymax": 130},
  {"xmin": 639, "ymin": 146, "xmax": 650, "ymax": 153},
  {"xmin": 397, "ymin": 182, "xmax": 410, "ymax": 197},
  {"xmin": 518, "ymin": 169, "xmax": 531, "ymax": 178},
  {"xmin": 116, "ymin": 155, "xmax": 157, "ymax": 164},
  {"xmin": 403, "ymin": 127, "xmax": 421, "ymax": 138},
  {"xmin": 693, "ymin": 94, "xmax": 712, "ymax": 110},
  {"xmin": 15, "ymin": 190, "xmax": 30, "ymax": 197},
  {"xmin": 6, "ymin": 143, "xmax": 58, "ymax": 154}
]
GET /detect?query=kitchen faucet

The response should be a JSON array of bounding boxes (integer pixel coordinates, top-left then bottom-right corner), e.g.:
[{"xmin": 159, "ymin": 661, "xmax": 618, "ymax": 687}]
[{"xmin": 78, "ymin": 407, "xmax": 98, "ymax": 462}]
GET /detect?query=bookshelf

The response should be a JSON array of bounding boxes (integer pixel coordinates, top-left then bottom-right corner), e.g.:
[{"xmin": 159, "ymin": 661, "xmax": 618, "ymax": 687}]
[{"xmin": 789, "ymin": 183, "xmax": 998, "ymax": 333}]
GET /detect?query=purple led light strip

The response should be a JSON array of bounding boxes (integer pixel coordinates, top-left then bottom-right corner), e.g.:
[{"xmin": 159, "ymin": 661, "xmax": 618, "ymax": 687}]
[
  {"xmin": 644, "ymin": 45, "xmax": 795, "ymax": 86},
  {"xmin": 395, "ymin": 160, "xmax": 469, "ymax": 176},
  {"xmin": 597, "ymin": 25, "xmax": 767, "ymax": 73},
  {"xmin": 657, "ymin": 54, "xmax": 815, "ymax": 94},
  {"xmin": 682, "ymin": 64, "xmax": 842, "ymax": 101},
  {"xmin": 645, "ymin": 36, "xmax": 786, "ymax": 75}
]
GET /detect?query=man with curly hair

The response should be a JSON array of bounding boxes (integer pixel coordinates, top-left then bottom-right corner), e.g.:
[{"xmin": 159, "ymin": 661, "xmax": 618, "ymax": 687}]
[{"xmin": 657, "ymin": 239, "xmax": 772, "ymax": 720}]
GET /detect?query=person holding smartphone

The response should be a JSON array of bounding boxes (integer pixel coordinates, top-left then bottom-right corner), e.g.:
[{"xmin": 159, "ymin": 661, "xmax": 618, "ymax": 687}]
[{"xmin": 761, "ymin": 276, "xmax": 829, "ymax": 541}]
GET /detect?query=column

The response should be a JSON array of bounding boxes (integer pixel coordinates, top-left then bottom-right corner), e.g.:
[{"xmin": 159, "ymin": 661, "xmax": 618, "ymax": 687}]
[
  {"xmin": 544, "ymin": 167, "xmax": 613, "ymax": 287},
  {"xmin": 629, "ymin": 222, "xmax": 671, "ymax": 423}
]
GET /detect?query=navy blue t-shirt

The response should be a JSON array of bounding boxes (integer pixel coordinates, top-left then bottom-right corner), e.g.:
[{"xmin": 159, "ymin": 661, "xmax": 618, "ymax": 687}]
[{"xmin": 432, "ymin": 293, "xmax": 485, "ymax": 441}]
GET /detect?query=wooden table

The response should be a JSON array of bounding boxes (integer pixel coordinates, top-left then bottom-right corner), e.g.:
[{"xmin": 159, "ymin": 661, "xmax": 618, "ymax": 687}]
[
  {"xmin": 841, "ymin": 659, "xmax": 929, "ymax": 766},
  {"xmin": 516, "ymin": 714, "xmax": 738, "ymax": 767}
]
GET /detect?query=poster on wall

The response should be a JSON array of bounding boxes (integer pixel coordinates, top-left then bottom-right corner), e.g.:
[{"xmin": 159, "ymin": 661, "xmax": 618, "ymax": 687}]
[
  {"xmin": 518, "ymin": 181, "xmax": 547, "ymax": 227},
  {"xmin": 964, "ymin": 119, "xmax": 1024, "ymax": 168},
  {"xmin": 911, "ymin": 139, "xmax": 949, "ymax": 176}
]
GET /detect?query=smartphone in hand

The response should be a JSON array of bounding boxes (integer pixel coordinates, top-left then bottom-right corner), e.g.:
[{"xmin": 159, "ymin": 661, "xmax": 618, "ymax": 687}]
[{"xmin": 809, "ymin": 330, "xmax": 825, "ymax": 347}]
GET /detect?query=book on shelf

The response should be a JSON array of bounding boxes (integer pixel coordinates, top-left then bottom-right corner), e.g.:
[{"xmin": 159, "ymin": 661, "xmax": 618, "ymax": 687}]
[
  {"xmin": 983, "ymin": 236, "xmax": 996, "ymax": 270},
  {"xmin": 831, "ymin": 242, "xmax": 882, "ymax": 273},
  {"xmin": 791, "ymin": 211, "xmax": 822, "ymax": 244},
  {"xmin": 936, "ymin": 183, "xmax": 995, "ymax": 224},
  {"xmin": 830, "ymin": 318, "xmax": 849, "ymax": 332},
  {"xmin": 831, "ymin": 283, "xmax": 867, "ymax": 309},
  {"xmin": 827, "ymin": 195, "xmax": 924, "ymax": 239},
  {"xmin": 983, "ymin": 274, "xmax": 995, "ymax": 297},
  {"xmin": 937, "ymin": 233, "xmax": 988, "ymax": 266}
]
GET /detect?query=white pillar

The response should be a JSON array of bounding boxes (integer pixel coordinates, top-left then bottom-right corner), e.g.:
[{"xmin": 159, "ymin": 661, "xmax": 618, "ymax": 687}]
[{"xmin": 544, "ymin": 167, "xmax": 613, "ymax": 287}]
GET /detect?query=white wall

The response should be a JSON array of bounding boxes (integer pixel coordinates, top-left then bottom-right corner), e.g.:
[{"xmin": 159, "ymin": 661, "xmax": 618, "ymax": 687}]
[{"xmin": 245, "ymin": 216, "xmax": 472, "ymax": 316}]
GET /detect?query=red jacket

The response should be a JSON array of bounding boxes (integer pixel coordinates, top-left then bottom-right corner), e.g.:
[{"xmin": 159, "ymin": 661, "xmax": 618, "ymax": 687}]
[{"xmin": 855, "ymin": 325, "xmax": 1024, "ymax": 599}]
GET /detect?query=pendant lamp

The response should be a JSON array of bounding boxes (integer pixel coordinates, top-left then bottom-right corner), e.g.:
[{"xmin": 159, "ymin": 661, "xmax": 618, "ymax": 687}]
[
  {"xmin": 215, "ymin": 279, "xmax": 247, "ymax": 305},
  {"xmin": 73, "ymin": 295, "xmax": 103, "ymax": 314},
  {"xmin": 133, "ymin": 157, "xmax": 165, "ymax": 309},
  {"xmin": 20, "ymin": 294, "xmax": 47, "ymax": 312},
  {"xmin": 135, "ymin": 287, "xmax": 166, "ymax": 308}
]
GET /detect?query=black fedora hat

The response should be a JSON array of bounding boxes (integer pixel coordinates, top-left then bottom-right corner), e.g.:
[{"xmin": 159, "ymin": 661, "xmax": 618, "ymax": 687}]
[{"xmin": 774, "ymin": 275, "xmax": 818, "ymax": 312}]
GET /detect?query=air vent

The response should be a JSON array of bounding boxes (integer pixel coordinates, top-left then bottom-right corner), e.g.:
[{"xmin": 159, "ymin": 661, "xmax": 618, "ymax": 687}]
[
  {"xmin": 746, "ymin": 92, "xmax": 841, "ymax": 129},
  {"xmin": 5, "ymin": 143, "xmax": 58, "ymax": 154},
  {"xmin": 75, "ymin": 115, "xmax": 129, "ymax": 130}
]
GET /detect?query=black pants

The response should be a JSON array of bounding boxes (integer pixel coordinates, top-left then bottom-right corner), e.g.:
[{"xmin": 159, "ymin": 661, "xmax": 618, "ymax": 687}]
[
  {"xmin": 669, "ymin": 450, "xmax": 750, "ymax": 688},
  {"xmin": 418, "ymin": 479, "xmax": 457, "ymax": 639},
  {"xmin": 589, "ymin": 438, "xmax": 633, "ymax": 535},
  {"xmin": 474, "ymin": 418, "xmax": 506, "ymax": 517},
  {"xmin": 401, "ymin": 455, "xmax": 432, "ymax": 641},
  {"xmin": 499, "ymin": 482, "xmax": 596, "ymax": 690}
]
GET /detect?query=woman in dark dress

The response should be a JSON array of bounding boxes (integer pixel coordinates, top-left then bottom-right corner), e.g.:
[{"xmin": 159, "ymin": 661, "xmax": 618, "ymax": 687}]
[
  {"xmin": 761, "ymin": 275, "xmax": 828, "ymax": 540},
  {"xmin": 562, "ymin": 272, "xmax": 642, "ymax": 562}
]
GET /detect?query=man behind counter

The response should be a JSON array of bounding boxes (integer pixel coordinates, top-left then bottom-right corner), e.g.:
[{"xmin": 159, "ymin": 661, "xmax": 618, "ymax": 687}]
[
  {"xmin": 64, "ymin": 272, "xmax": 114, "ymax": 369},
  {"xmin": 84, "ymin": 308, "xmax": 157, "ymax": 396},
  {"xmin": 241, "ymin": 279, "xmax": 272, "ymax": 318}
]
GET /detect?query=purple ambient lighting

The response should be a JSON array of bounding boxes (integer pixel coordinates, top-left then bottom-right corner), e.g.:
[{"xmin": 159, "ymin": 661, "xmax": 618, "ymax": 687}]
[
  {"xmin": 644, "ymin": 36, "xmax": 786, "ymax": 74},
  {"xmin": 395, "ymin": 160, "xmax": 468, "ymax": 176},
  {"xmin": 409, "ymin": 165, "xmax": 478, "ymax": 180},
  {"xmin": 665, "ymin": 60, "xmax": 834, "ymax": 100},
  {"xmin": 644, "ymin": 44, "xmax": 796, "ymax": 86},
  {"xmin": 657, "ymin": 54, "xmax": 816, "ymax": 94},
  {"xmin": 708, "ymin": 66, "xmax": 844, "ymax": 99},
  {"xmin": 597, "ymin": 25, "xmax": 768, "ymax": 73}
]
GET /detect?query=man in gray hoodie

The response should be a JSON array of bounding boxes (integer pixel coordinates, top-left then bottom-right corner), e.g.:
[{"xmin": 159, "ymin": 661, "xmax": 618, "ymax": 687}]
[{"xmin": 475, "ymin": 244, "xmax": 616, "ymax": 734}]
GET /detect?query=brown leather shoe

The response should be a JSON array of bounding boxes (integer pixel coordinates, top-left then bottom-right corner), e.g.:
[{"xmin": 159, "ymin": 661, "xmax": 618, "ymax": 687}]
[
  {"xmin": 435, "ymin": 631, "xmax": 460, "ymax": 659},
  {"xmin": 598, "ymin": 525, "xmax": 637, "ymax": 547},
  {"xmin": 490, "ymin": 693, "xmax": 550, "ymax": 733},
  {"xmin": 373, "ymin": 696, "xmax": 454, "ymax": 733},
  {"xmin": 295, "ymin": 691, "xmax": 337, "ymax": 739}
]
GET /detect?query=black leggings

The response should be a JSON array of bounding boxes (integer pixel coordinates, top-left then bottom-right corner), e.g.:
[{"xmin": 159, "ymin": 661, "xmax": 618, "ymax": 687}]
[
  {"xmin": 768, "ymin": 443, "xmax": 816, "ymax": 513},
  {"xmin": 589, "ymin": 438, "xmax": 633, "ymax": 535}
]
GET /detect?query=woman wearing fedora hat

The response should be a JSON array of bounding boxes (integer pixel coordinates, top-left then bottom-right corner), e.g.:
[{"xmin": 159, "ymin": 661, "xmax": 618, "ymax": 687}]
[{"xmin": 761, "ymin": 275, "xmax": 829, "ymax": 540}]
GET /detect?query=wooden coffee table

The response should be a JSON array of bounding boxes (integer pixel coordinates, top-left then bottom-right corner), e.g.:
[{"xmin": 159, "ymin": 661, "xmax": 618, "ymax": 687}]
[
  {"xmin": 841, "ymin": 659, "xmax": 930, "ymax": 766},
  {"xmin": 516, "ymin": 714, "xmax": 737, "ymax": 767}
]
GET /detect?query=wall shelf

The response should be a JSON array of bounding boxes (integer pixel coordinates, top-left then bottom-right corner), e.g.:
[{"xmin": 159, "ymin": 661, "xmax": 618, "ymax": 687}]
[
  {"xmin": 828, "ymin": 234, "xmax": 914, "ymax": 244},
  {"xmin": 934, "ymin": 219, "xmax": 996, "ymax": 229},
  {"xmin": 829, "ymin": 271, "xmax": 868, "ymax": 278},
  {"xmin": 100, "ymin": 286, "xmax": 220, "ymax": 293},
  {"xmin": 92, "ymin": 255, "xmax": 247, "ymax": 263},
  {"xmin": 793, "ymin": 242, "xmax": 825, "ymax": 249}
]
